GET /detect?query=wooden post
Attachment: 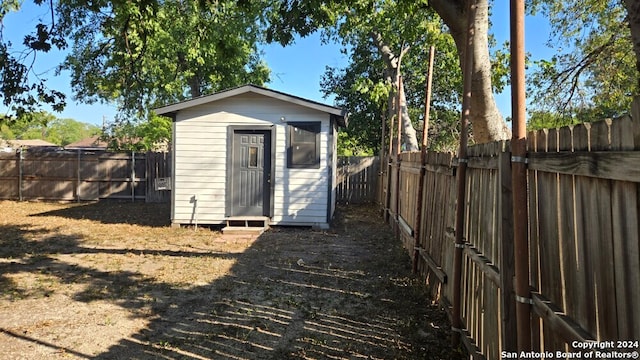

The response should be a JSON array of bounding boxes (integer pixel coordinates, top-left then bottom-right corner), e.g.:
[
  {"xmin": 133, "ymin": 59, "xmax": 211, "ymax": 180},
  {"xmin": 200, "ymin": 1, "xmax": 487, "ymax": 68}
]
[
  {"xmin": 379, "ymin": 112, "xmax": 387, "ymax": 213},
  {"xmin": 422, "ymin": 46, "xmax": 435, "ymax": 149},
  {"xmin": 18, "ymin": 148, "xmax": 23, "ymax": 201},
  {"xmin": 76, "ymin": 149, "xmax": 81, "ymax": 202},
  {"xmin": 145, "ymin": 151, "xmax": 151, "ymax": 203},
  {"xmin": 510, "ymin": 0, "xmax": 532, "ymax": 352},
  {"xmin": 413, "ymin": 47, "xmax": 436, "ymax": 273},
  {"xmin": 131, "ymin": 150, "xmax": 136, "ymax": 202},
  {"xmin": 396, "ymin": 76, "xmax": 403, "ymax": 156},
  {"xmin": 500, "ymin": 145, "xmax": 517, "ymax": 352},
  {"xmin": 632, "ymin": 95, "xmax": 640, "ymax": 141},
  {"xmin": 395, "ymin": 76, "xmax": 404, "ymax": 236},
  {"xmin": 380, "ymin": 113, "xmax": 387, "ymax": 159},
  {"xmin": 452, "ymin": 0, "xmax": 476, "ymax": 347},
  {"xmin": 384, "ymin": 91, "xmax": 397, "ymax": 222}
]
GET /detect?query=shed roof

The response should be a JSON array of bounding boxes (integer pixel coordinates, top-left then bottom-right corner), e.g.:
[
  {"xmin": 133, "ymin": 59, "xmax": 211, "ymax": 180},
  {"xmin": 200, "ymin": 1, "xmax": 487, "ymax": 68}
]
[{"xmin": 155, "ymin": 84, "xmax": 348, "ymax": 127}]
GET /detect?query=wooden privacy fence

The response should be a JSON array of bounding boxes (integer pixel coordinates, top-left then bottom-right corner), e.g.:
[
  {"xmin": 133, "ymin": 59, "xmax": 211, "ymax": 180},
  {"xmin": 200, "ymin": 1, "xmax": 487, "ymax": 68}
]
[
  {"xmin": 382, "ymin": 114, "xmax": 640, "ymax": 358},
  {"xmin": 0, "ymin": 151, "xmax": 374, "ymax": 205},
  {"xmin": 0, "ymin": 150, "xmax": 171, "ymax": 203},
  {"xmin": 336, "ymin": 156, "xmax": 379, "ymax": 204}
]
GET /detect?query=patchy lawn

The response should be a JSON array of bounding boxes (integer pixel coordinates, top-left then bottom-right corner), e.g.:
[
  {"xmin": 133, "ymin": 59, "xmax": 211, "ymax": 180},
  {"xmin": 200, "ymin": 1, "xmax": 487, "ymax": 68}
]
[{"xmin": 0, "ymin": 200, "xmax": 464, "ymax": 359}]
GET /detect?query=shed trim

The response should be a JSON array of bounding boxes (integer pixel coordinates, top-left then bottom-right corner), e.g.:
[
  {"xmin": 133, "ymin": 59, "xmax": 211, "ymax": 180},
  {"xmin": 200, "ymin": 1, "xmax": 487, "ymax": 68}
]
[
  {"xmin": 326, "ymin": 115, "xmax": 335, "ymax": 224},
  {"xmin": 155, "ymin": 84, "xmax": 348, "ymax": 127}
]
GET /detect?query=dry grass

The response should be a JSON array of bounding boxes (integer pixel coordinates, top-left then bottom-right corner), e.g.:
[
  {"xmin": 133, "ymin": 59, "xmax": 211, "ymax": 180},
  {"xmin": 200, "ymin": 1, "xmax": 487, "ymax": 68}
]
[{"xmin": 0, "ymin": 200, "xmax": 464, "ymax": 359}]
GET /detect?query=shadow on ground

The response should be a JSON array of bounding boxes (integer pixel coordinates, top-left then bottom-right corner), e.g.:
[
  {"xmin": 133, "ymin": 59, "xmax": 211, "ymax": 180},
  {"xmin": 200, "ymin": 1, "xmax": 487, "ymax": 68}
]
[
  {"xmin": 30, "ymin": 200, "xmax": 171, "ymax": 227},
  {"xmin": 1, "ymin": 204, "xmax": 463, "ymax": 359}
]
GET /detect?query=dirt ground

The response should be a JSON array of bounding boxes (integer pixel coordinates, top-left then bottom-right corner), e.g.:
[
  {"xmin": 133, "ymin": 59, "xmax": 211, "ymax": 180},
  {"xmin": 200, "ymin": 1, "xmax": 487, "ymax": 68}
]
[{"xmin": 0, "ymin": 200, "xmax": 465, "ymax": 359}]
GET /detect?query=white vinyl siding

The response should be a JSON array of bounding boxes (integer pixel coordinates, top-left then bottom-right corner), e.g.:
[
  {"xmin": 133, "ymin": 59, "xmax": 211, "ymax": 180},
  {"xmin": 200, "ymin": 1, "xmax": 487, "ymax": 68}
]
[{"xmin": 171, "ymin": 93, "xmax": 335, "ymax": 227}]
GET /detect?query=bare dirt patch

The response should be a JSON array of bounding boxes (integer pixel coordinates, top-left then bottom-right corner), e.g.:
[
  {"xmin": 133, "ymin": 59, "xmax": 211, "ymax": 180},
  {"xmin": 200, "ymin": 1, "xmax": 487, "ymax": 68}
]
[{"xmin": 0, "ymin": 200, "xmax": 465, "ymax": 359}]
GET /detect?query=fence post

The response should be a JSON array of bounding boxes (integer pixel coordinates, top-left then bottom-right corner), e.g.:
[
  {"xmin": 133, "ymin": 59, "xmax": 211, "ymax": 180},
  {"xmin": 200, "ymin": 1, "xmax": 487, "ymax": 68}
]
[
  {"xmin": 395, "ymin": 155, "xmax": 402, "ymax": 237},
  {"xmin": 452, "ymin": 0, "xmax": 476, "ymax": 346},
  {"xmin": 632, "ymin": 96, "xmax": 640, "ymax": 125},
  {"xmin": 131, "ymin": 150, "xmax": 135, "ymax": 202},
  {"xmin": 394, "ymin": 76, "xmax": 403, "ymax": 236},
  {"xmin": 384, "ymin": 156, "xmax": 393, "ymax": 222},
  {"xmin": 499, "ymin": 143, "xmax": 517, "ymax": 352},
  {"xmin": 145, "ymin": 151, "xmax": 151, "ymax": 203},
  {"xmin": 413, "ymin": 46, "xmax": 436, "ymax": 273},
  {"xmin": 510, "ymin": 0, "xmax": 532, "ymax": 351},
  {"xmin": 76, "ymin": 149, "xmax": 81, "ymax": 202},
  {"xmin": 379, "ymin": 108, "xmax": 387, "ymax": 210},
  {"xmin": 18, "ymin": 148, "xmax": 23, "ymax": 201}
]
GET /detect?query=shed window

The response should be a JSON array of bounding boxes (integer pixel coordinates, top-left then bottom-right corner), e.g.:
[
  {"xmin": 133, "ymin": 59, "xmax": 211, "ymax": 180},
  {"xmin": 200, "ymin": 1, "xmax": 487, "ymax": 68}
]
[
  {"xmin": 248, "ymin": 146, "xmax": 258, "ymax": 167},
  {"xmin": 287, "ymin": 122, "xmax": 320, "ymax": 168}
]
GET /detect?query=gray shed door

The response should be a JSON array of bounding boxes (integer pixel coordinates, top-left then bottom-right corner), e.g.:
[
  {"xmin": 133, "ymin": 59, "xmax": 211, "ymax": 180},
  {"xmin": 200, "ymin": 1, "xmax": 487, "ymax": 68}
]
[{"xmin": 230, "ymin": 130, "xmax": 271, "ymax": 216}]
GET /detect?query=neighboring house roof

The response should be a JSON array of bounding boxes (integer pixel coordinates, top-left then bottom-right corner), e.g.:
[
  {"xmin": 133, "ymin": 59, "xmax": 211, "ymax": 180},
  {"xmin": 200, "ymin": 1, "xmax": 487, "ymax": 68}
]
[
  {"xmin": 2, "ymin": 139, "xmax": 58, "ymax": 148},
  {"xmin": 65, "ymin": 135, "xmax": 108, "ymax": 150},
  {"xmin": 155, "ymin": 84, "xmax": 348, "ymax": 127}
]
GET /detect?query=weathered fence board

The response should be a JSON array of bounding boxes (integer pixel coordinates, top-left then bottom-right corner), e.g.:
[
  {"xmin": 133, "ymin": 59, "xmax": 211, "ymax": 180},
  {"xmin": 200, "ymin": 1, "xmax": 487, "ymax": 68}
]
[
  {"xmin": 0, "ymin": 150, "xmax": 170, "ymax": 202},
  {"xmin": 1, "ymin": 151, "xmax": 370, "ymax": 206},
  {"xmin": 526, "ymin": 115, "xmax": 640, "ymax": 352},
  {"xmin": 336, "ymin": 156, "xmax": 379, "ymax": 204},
  {"xmin": 146, "ymin": 151, "xmax": 172, "ymax": 203},
  {"xmin": 380, "ymin": 113, "xmax": 640, "ymax": 358}
]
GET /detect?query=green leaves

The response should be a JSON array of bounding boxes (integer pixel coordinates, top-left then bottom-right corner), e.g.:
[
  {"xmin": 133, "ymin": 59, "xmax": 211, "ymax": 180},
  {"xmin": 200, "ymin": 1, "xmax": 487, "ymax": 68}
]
[
  {"xmin": 318, "ymin": 1, "xmax": 463, "ymax": 153},
  {"xmin": 59, "ymin": 0, "xmax": 270, "ymax": 120},
  {"xmin": 527, "ymin": 0, "xmax": 636, "ymax": 119},
  {"xmin": 353, "ymin": 77, "xmax": 391, "ymax": 103},
  {"xmin": 103, "ymin": 112, "xmax": 171, "ymax": 151},
  {"xmin": 0, "ymin": 111, "xmax": 101, "ymax": 146},
  {"xmin": 0, "ymin": 0, "xmax": 20, "ymax": 21},
  {"xmin": 265, "ymin": 0, "xmax": 465, "ymax": 152},
  {"xmin": 0, "ymin": 1, "xmax": 68, "ymax": 117}
]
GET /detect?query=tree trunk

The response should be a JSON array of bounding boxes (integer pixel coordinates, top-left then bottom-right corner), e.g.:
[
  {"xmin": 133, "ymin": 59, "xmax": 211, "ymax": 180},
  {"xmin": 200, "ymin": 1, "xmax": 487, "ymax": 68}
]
[
  {"xmin": 188, "ymin": 75, "xmax": 202, "ymax": 98},
  {"xmin": 371, "ymin": 31, "xmax": 420, "ymax": 151},
  {"xmin": 385, "ymin": 69, "xmax": 398, "ymax": 154},
  {"xmin": 430, "ymin": 0, "xmax": 511, "ymax": 143},
  {"xmin": 398, "ymin": 78, "xmax": 419, "ymax": 150},
  {"xmin": 178, "ymin": 50, "xmax": 202, "ymax": 98},
  {"xmin": 623, "ymin": 0, "xmax": 640, "ymax": 90}
]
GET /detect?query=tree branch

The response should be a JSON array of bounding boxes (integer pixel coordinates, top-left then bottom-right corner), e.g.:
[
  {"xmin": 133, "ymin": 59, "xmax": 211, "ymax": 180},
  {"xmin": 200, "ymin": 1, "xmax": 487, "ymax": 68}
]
[
  {"xmin": 623, "ymin": 0, "xmax": 640, "ymax": 89},
  {"xmin": 370, "ymin": 30, "xmax": 398, "ymax": 70},
  {"xmin": 429, "ymin": 0, "xmax": 465, "ymax": 33},
  {"xmin": 548, "ymin": 32, "xmax": 621, "ymax": 111}
]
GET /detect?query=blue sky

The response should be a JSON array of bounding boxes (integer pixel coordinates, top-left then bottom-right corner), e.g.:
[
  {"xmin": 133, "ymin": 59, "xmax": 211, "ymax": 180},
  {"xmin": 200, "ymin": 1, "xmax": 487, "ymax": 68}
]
[{"xmin": 2, "ymin": 3, "xmax": 554, "ymax": 126}]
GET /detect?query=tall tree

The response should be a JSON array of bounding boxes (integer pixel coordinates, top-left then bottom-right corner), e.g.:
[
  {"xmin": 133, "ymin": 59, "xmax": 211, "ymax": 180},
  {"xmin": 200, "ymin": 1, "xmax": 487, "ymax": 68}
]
[
  {"xmin": 0, "ymin": 110, "xmax": 100, "ymax": 145},
  {"xmin": 270, "ymin": 1, "xmax": 422, "ymax": 151},
  {"xmin": 623, "ymin": 0, "xmax": 640, "ymax": 91},
  {"xmin": 0, "ymin": 1, "xmax": 67, "ymax": 118},
  {"xmin": 329, "ymin": 1, "xmax": 452, "ymax": 152},
  {"xmin": 429, "ymin": 0, "xmax": 511, "ymax": 142},
  {"xmin": 528, "ymin": 0, "xmax": 637, "ymax": 119},
  {"xmin": 268, "ymin": 0, "xmax": 511, "ymax": 145},
  {"xmin": 0, "ymin": 0, "xmax": 270, "ymax": 121},
  {"xmin": 58, "ymin": 0, "xmax": 270, "ymax": 118},
  {"xmin": 103, "ymin": 113, "xmax": 172, "ymax": 151},
  {"xmin": 321, "ymin": 8, "xmax": 464, "ymax": 154},
  {"xmin": 45, "ymin": 117, "xmax": 101, "ymax": 146},
  {"xmin": 2, "ymin": 111, "xmax": 57, "ymax": 140}
]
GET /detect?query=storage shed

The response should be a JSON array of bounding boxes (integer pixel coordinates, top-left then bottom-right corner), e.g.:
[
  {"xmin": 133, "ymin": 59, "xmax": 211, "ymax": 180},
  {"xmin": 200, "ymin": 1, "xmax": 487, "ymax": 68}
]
[{"xmin": 155, "ymin": 84, "xmax": 348, "ymax": 229}]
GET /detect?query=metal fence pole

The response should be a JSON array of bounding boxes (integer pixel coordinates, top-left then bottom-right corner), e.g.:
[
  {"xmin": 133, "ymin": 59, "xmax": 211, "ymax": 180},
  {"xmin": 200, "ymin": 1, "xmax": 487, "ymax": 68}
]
[
  {"xmin": 77, "ymin": 149, "xmax": 81, "ymax": 202},
  {"xmin": 452, "ymin": 0, "xmax": 476, "ymax": 347},
  {"xmin": 18, "ymin": 148, "xmax": 23, "ymax": 201},
  {"xmin": 510, "ymin": 0, "xmax": 532, "ymax": 351},
  {"xmin": 131, "ymin": 150, "xmax": 136, "ymax": 202}
]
